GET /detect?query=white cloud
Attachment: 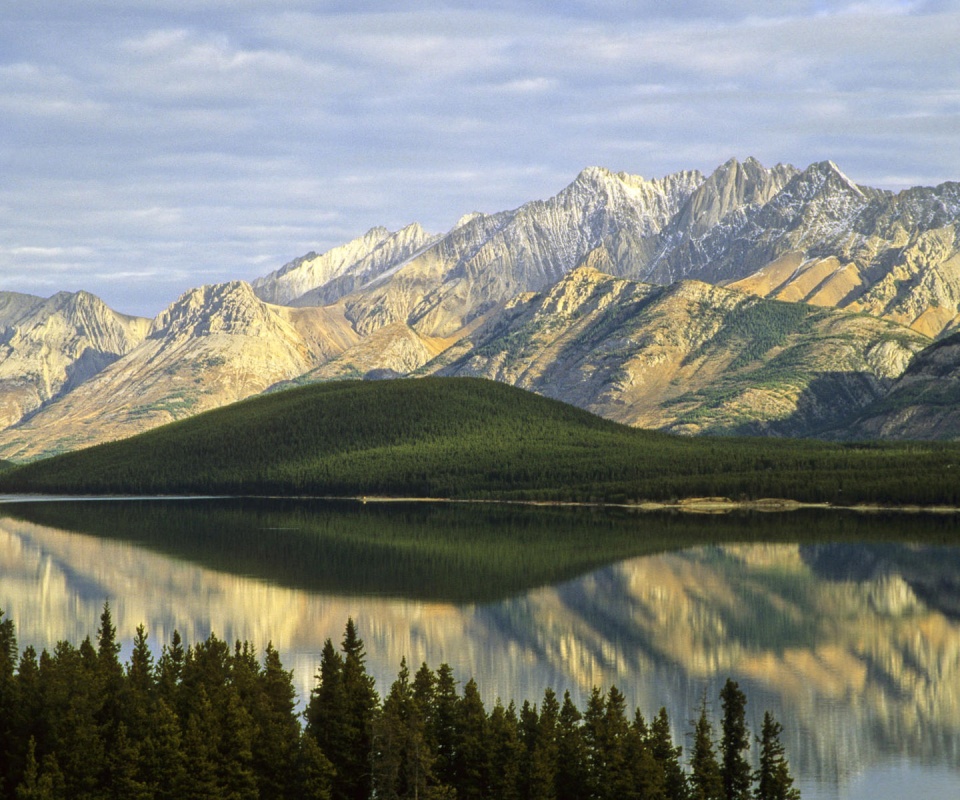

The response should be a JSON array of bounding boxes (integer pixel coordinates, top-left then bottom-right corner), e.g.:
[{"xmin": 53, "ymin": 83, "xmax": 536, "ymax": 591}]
[{"xmin": 0, "ymin": 2, "xmax": 958, "ymax": 315}]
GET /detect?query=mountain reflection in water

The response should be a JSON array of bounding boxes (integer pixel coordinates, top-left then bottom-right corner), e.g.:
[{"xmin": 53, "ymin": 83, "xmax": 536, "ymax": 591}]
[{"xmin": 0, "ymin": 498, "xmax": 958, "ymax": 800}]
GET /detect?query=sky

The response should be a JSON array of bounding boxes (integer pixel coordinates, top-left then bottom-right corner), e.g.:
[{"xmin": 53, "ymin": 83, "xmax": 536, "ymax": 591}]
[{"xmin": 2, "ymin": 1, "xmax": 959, "ymax": 317}]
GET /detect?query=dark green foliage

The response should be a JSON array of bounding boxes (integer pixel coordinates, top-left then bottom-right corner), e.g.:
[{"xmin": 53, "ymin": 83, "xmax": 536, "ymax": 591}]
[
  {"xmin": 689, "ymin": 698, "xmax": 724, "ymax": 800},
  {"xmin": 0, "ymin": 612, "xmax": 800, "ymax": 800},
  {"xmin": 754, "ymin": 713, "xmax": 800, "ymax": 800},
  {"xmin": 2, "ymin": 377, "xmax": 959, "ymax": 507},
  {"xmin": 721, "ymin": 679, "xmax": 753, "ymax": 800}
]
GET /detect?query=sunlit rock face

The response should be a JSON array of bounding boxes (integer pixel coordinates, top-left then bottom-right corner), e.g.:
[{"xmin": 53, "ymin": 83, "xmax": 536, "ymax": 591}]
[
  {"xmin": 430, "ymin": 266, "xmax": 928, "ymax": 435},
  {"xmin": 0, "ymin": 290, "xmax": 150, "ymax": 430},
  {"xmin": 2, "ymin": 511, "xmax": 959, "ymax": 794},
  {"xmin": 0, "ymin": 281, "xmax": 357, "ymax": 460}
]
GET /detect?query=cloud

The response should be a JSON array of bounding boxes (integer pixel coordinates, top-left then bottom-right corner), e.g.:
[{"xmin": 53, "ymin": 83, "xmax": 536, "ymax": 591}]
[{"xmin": 0, "ymin": 2, "xmax": 957, "ymax": 315}]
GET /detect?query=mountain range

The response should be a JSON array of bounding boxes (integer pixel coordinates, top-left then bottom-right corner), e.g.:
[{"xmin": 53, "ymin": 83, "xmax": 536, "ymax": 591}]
[{"xmin": 2, "ymin": 157, "xmax": 959, "ymax": 460}]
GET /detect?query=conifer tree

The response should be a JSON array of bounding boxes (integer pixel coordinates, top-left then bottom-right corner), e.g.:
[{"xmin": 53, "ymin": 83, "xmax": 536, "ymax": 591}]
[
  {"xmin": 140, "ymin": 699, "xmax": 187, "ymax": 800},
  {"xmin": 156, "ymin": 630, "xmax": 185, "ymax": 705},
  {"xmin": 555, "ymin": 691, "xmax": 587, "ymax": 800},
  {"xmin": 180, "ymin": 686, "xmax": 222, "ymax": 800},
  {"xmin": 431, "ymin": 663, "xmax": 459, "ymax": 789},
  {"xmin": 527, "ymin": 687, "xmax": 560, "ymax": 800},
  {"xmin": 600, "ymin": 686, "xmax": 633, "ymax": 800},
  {"xmin": 720, "ymin": 679, "xmax": 752, "ymax": 800},
  {"xmin": 253, "ymin": 643, "xmax": 301, "ymax": 799},
  {"xmin": 649, "ymin": 707, "xmax": 687, "ymax": 800},
  {"xmin": 754, "ymin": 712, "xmax": 799, "ymax": 800},
  {"xmin": 454, "ymin": 678, "xmax": 489, "ymax": 800},
  {"xmin": 486, "ymin": 700, "xmax": 523, "ymax": 800},
  {"xmin": 0, "ymin": 609, "xmax": 17, "ymax": 796},
  {"xmin": 581, "ymin": 687, "xmax": 606, "ymax": 800},
  {"xmin": 295, "ymin": 735, "xmax": 335, "ymax": 800},
  {"xmin": 688, "ymin": 698, "xmax": 723, "ymax": 800}
]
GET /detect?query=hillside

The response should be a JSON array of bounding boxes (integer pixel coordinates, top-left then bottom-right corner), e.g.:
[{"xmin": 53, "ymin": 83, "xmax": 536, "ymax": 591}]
[
  {"xmin": 1, "ymin": 158, "xmax": 959, "ymax": 454},
  {"xmin": 426, "ymin": 264, "xmax": 929, "ymax": 435},
  {"xmin": 2, "ymin": 378, "xmax": 959, "ymax": 506},
  {"xmin": 838, "ymin": 331, "xmax": 960, "ymax": 439}
]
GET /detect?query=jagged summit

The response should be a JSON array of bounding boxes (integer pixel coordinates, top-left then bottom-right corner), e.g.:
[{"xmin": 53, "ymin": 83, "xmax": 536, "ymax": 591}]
[{"xmin": 5, "ymin": 156, "xmax": 960, "ymax": 457}]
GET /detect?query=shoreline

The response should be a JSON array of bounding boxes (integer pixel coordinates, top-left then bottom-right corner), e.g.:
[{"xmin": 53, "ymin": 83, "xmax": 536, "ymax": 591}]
[{"xmin": 3, "ymin": 493, "xmax": 958, "ymax": 515}]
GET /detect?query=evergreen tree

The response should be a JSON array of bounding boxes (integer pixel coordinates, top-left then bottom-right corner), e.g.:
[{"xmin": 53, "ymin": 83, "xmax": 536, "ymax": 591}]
[
  {"xmin": 487, "ymin": 700, "xmax": 523, "ymax": 800},
  {"xmin": 754, "ymin": 712, "xmax": 799, "ymax": 800},
  {"xmin": 140, "ymin": 699, "xmax": 187, "ymax": 800},
  {"xmin": 688, "ymin": 699, "xmax": 723, "ymax": 800},
  {"xmin": 555, "ymin": 691, "xmax": 587, "ymax": 800},
  {"xmin": 15, "ymin": 738, "xmax": 64, "ymax": 800},
  {"xmin": 0, "ymin": 609, "xmax": 18, "ymax": 796},
  {"xmin": 339, "ymin": 619, "xmax": 379, "ymax": 800},
  {"xmin": 648, "ymin": 707, "xmax": 687, "ymax": 800},
  {"xmin": 295, "ymin": 734, "xmax": 335, "ymax": 800},
  {"xmin": 218, "ymin": 688, "xmax": 259, "ymax": 800},
  {"xmin": 307, "ymin": 621, "xmax": 378, "ymax": 800},
  {"xmin": 253, "ymin": 643, "xmax": 301, "ymax": 799},
  {"xmin": 720, "ymin": 680, "xmax": 752, "ymax": 800},
  {"xmin": 454, "ymin": 678, "xmax": 489, "ymax": 800},
  {"xmin": 581, "ymin": 687, "xmax": 606, "ymax": 799},
  {"xmin": 600, "ymin": 686, "xmax": 633, "ymax": 800},
  {"xmin": 430, "ymin": 663, "xmax": 459, "ymax": 789},
  {"xmin": 180, "ymin": 686, "xmax": 222, "ymax": 800},
  {"xmin": 527, "ymin": 688, "xmax": 559, "ymax": 800},
  {"xmin": 155, "ymin": 630, "xmax": 185, "ymax": 706},
  {"xmin": 372, "ymin": 658, "xmax": 434, "ymax": 800}
]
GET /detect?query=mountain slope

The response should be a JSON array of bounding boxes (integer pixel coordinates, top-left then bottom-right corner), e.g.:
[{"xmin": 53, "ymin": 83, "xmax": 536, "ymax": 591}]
[
  {"xmin": 427, "ymin": 264, "xmax": 929, "ymax": 436},
  {"xmin": 335, "ymin": 166, "xmax": 704, "ymax": 338},
  {"xmin": 1, "ymin": 377, "xmax": 959, "ymax": 507},
  {"xmin": 0, "ymin": 282, "xmax": 358, "ymax": 460},
  {"xmin": 251, "ymin": 223, "xmax": 439, "ymax": 306},
  {"xmin": 0, "ymin": 290, "xmax": 150, "ymax": 430},
  {"xmin": 838, "ymin": 332, "xmax": 960, "ymax": 440}
]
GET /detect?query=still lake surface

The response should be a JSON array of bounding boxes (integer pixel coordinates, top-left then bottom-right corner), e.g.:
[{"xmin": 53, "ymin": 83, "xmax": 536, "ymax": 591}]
[{"xmin": 0, "ymin": 497, "xmax": 958, "ymax": 799}]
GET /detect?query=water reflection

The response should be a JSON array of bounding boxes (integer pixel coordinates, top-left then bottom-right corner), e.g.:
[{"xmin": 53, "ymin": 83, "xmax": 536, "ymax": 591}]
[{"xmin": 0, "ymin": 501, "xmax": 958, "ymax": 800}]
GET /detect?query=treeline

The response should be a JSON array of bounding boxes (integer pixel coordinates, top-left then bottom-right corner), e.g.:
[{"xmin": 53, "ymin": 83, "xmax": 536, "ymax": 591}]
[
  {"xmin": 1, "ymin": 377, "xmax": 959, "ymax": 507},
  {"xmin": 0, "ymin": 607, "xmax": 799, "ymax": 800}
]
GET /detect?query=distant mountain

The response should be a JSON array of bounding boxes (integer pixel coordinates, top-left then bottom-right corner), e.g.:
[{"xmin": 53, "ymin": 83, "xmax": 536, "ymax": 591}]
[
  {"xmin": 0, "ymin": 282, "xmax": 357, "ymax": 460},
  {"xmin": 0, "ymin": 290, "xmax": 149, "ymax": 430},
  {"xmin": 426, "ymin": 264, "xmax": 929, "ymax": 436},
  {"xmin": 251, "ymin": 223, "xmax": 439, "ymax": 306},
  {"xmin": 2, "ymin": 157, "xmax": 960, "ymax": 457},
  {"xmin": 837, "ymin": 331, "xmax": 960, "ymax": 440}
]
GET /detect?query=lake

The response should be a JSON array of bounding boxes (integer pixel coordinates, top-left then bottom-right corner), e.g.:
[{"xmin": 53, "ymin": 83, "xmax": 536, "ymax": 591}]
[{"xmin": 0, "ymin": 497, "xmax": 958, "ymax": 799}]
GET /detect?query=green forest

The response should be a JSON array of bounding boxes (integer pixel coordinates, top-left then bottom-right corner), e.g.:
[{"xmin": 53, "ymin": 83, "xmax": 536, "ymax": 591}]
[
  {"xmin": 0, "ymin": 377, "xmax": 959, "ymax": 507},
  {"xmin": 0, "ymin": 607, "xmax": 799, "ymax": 800}
]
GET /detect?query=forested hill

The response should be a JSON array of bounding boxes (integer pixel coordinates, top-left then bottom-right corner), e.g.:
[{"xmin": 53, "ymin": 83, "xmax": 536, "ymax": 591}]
[{"xmin": 1, "ymin": 377, "xmax": 959, "ymax": 506}]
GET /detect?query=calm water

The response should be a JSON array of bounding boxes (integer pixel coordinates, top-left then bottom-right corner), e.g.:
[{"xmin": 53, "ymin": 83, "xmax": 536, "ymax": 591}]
[{"xmin": 0, "ymin": 497, "xmax": 958, "ymax": 800}]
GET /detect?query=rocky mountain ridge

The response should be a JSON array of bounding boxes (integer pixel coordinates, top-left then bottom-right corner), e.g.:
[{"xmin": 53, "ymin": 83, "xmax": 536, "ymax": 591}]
[{"xmin": 2, "ymin": 156, "xmax": 959, "ymax": 457}]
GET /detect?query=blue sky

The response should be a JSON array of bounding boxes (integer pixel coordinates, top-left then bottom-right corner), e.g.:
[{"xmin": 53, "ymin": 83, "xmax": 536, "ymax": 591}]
[{"xmin": 2, "ymin": 1, "xmax": 958, "ymax": 316}]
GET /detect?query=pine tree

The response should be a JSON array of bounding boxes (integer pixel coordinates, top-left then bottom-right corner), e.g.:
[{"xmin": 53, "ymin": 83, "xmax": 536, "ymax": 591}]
[
  {"xmin": 0, "ymin": 609, "xmax": 18, "ymax": 796},
  {"xmin": 487, "ymin": 700, "xmax": 523, "ymax": 800},
  {"xmin": 754, "ymin": 712, "xmax": 799, "ymax": 800},
  {"xmin": 555, "ymin": 691, "xmax": 587, "ymax": 800},
  {"xmin": 527, "ymin": 688, "xmax": 559, "ymax": 800},
  {"xmin": 296, "ymin": 735, "xmax": 335, "ymax": 800},
  {"xmin": 431, "ymin": 663, "xmax": 459, "ymax": 790},
  {"xmin": 180, "ymin": 686, "xmax": 222, "ymax": 800},
  {"xmin": 253, "ymin": 643, "xmax": 301, "ymax": 799},
  {"xmin": 648, "ymin": 707, "xmax": 687, "ymax": 800},
  {"xmin": 720, "ymin": 680, "xmax": 752, "ymax": 800},
  {"xmin": 600, "ymin": 686, "xmax": 633, "ymax": 800},
  {"xmin": 156, "ymin": 630, "xmax": 185, "ymax": 706},
  {"xmin": 339, "ymin": 619, "xmax": 379, "ymax": 800},
  {"xmin": 15, "ymin": 738, "xmax": 64, "ymax": 800},
  {"xmin": 688, "ymin": 698, "xmax": 723, "ymax": 800},
  {"xmin": 454, "ymin": 678, "xmax": 489, "ymax": 800},
  {"xmin": 579, "ymin": 687, "xmax": 607, "ymax": 799}
]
